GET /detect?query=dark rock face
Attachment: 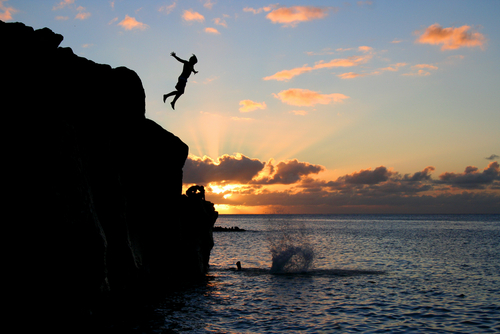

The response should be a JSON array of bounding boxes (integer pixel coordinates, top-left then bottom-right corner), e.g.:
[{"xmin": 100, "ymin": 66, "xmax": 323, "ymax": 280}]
[{"xmin": 3, "ymin": 20, "xmax": 217, "ymax": 326}]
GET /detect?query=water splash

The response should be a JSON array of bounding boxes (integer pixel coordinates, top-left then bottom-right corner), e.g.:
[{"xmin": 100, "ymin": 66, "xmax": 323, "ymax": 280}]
[{"xmin": 268, "ymin": 220, "xmax": 315, "ymax": 274}]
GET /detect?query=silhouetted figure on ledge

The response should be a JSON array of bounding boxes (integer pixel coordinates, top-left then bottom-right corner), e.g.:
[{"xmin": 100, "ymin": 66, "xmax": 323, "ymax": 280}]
[
  {"xmin": 163, "ymin": 52, "xmax": 198, "ymax": 110},
  {"xmin": 236, "ymin": 261, "xmax": 242, "ymax": 271},
  {"xmin": 186, "ymin": 185, "xmax": 205, "ymax": 201}
]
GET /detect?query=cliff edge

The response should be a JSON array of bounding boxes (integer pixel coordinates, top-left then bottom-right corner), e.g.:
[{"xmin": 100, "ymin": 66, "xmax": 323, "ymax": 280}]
[{"xmin": 3, "ymin": 20, "xmax": 218, "ymax": 326}]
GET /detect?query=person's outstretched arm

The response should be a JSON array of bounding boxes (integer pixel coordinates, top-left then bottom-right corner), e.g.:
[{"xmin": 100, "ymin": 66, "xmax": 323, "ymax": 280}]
[{"xmin": 171, "ymin": 52, "xmax": 187, "ymax": 63}]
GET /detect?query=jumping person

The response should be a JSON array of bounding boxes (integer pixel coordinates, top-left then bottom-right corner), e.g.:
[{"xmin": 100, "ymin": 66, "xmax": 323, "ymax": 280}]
[{"xmin": 163, "ymin": 52, "xmax": 198, "ymax": 110}]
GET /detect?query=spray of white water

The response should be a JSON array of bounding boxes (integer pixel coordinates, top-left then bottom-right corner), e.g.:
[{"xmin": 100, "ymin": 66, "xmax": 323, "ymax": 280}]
[{"xmin": 268, "ymin": 220, "xmax": 315, "ymax": 274}]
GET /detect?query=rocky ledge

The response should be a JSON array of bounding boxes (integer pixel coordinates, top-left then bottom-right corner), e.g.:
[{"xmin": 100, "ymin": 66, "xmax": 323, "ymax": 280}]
[{"xmin": 3, "ymin": 20, "xmax": 218, "ymax": 328}]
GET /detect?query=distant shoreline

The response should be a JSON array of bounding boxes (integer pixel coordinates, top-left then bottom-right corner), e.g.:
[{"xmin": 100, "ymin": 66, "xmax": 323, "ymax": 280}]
[{"xmin": 213, "ymin": 226, "xmax": 246, "ymax": 232}]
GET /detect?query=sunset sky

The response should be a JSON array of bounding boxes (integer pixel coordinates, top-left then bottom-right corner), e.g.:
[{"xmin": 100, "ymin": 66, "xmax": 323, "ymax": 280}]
[{"xmin": 5, "ymin": 0, "xmax": 499, "ymax": 214}]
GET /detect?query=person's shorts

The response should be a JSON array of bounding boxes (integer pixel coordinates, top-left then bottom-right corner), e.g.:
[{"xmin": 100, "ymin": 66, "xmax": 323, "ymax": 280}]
[{"xmin": 175, "ymin": 77, "xmax": 187, "ymax": 93}]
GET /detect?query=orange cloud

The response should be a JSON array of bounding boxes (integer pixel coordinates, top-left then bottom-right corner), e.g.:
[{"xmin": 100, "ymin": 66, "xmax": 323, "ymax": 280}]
[
  {"xmin": 378, "ymin": 67, "xmax": 396, "ymax": 72},
  {"xmin": 263, "ymin": 66, "xmax": 313, "ymax": 81},
  {"xmin": 314, "ymin": 55, "xmax": 372, "ymax": 69},
  {"xmin": 203, "ymin": 0, "xmax": 215, "ymax": 10},
  {"xmin": 55, "ymin": 16, "xmax": 69, "ymax": 20},
  {"xmin": 379, "ymin": 63, "xmax": 407, "ymax": 72},
  {"xmin": 274, "ymin": 88, "xmax": 349, "ymax": 107},
  {"xmin": 412, "ymin": 64, "xmax": 438, "ymax": 70},
  {"xmin": 402, "ymin": 70, "xmax": 431, "ymax": 77},
  {"xmin": 264, "ymin": 55, "xmax": 372, "ymax": 81},
  {"xmin": 380, "ymin": 66, "xmax": 397, "ymax": 72},
  {"xmin": 403, "ymin": 64, "xmax": 437, "ymax": 77},
  {"xmin": 338, "ymin": 62, "xmax": 408, "ymax": 79},
  {"xmin": 337, "ymin": 72, "xmax": 366, "ymax": 79},
  {"xmin": 118, "ymin": 15, "xmax": 148, "ymax": 30},
  {"xmin": 239, "ymin": 100, "xmax": 267, "ymax": 112},
  {"xmin": 266, "ymin": 6, "xmax": 330, "ymax": 27},
  {"xmin": 0, "ymin": 0, "xmax": 18, "ymax": 20},
  {"xmin": 183, "ymin": 9, "xmax": 204, "ymax": 22},
  {"xmin": 337, "ymin": 62, "xmax": 408, "ymax": 79},
  {"xmin": 205, "ymin": 27, "xmax": 220, "ymax": 34},
  {"xmin": 358, "ymin": 46, "xmax": 373, "ymax": 53},
  {"xmin": 52, "ymin": 0, "xmax": 74, "ymax": 10},
  {"xmin": 213, "ymin": 17, "xmax": 227, "ymax": 28},
  {"xmin": 416, "ymin": 23, "xmax": 486, "ymax": 50},
  {"xmin": 75, "ymin": 6, "xmax": 91, "ymax": 20},
  {"xmin": 159, "ymin": 1, "xmax": 176, "ymax": 14}
]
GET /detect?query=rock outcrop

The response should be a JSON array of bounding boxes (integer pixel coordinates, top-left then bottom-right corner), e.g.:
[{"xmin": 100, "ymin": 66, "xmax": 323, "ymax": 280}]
[{"xmin": 2, "ymin": 20, "xmax": 217, "ymax": 327}]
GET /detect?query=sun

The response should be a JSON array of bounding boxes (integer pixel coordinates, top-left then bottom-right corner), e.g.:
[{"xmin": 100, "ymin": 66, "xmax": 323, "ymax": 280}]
[{"xmin": 209, "ymin": 183, "xmax": 240, "ymax": 194}]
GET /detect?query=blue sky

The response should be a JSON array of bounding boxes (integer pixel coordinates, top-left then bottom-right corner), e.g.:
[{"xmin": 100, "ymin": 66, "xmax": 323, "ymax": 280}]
[{"xmin": 4, "ymin": 0, "xmax": 499, "ymax": 213}]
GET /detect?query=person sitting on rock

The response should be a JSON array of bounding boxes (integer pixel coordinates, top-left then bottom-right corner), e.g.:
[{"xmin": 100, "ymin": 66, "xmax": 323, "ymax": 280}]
[
  {"xmin": 186, "ymin": 185, "xmax": 205, "ymax": 201},
  {"xmin": 163, "ymin": 52, "xmax": 198, "ymax": 110}
]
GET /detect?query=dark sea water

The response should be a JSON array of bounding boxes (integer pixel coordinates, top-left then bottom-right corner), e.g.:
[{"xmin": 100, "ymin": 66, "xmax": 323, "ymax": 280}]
[{"xmin": 111, "ymin": 214, "xmax": 500, "ymax": 333}]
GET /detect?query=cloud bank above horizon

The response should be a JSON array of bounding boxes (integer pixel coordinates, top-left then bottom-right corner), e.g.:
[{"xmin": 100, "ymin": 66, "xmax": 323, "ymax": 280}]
[{"xmin": 183, "ymin": 153, "xmax": 500, "ymax": 214}]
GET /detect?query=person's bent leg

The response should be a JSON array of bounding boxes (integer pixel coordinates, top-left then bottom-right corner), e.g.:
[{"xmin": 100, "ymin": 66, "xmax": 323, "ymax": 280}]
[
  {"xmin": 163, "ymin": 91, "xmax": 177, "ymax": 103},
  {"xmin": 171, "ymin": 92, "xmax": 183, "ymax": 110}
]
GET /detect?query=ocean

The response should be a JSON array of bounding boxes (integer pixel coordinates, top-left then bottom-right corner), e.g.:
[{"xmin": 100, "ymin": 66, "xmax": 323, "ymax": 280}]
[{"xmin": 105, "ymin": 214, "xmax": 500, "ymax": 333}]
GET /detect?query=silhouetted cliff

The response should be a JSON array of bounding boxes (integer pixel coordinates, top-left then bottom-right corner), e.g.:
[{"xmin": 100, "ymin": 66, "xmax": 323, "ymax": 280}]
[{"xmin": 3, "ymin": 20, "xmax": 217, "ymax": 327}]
